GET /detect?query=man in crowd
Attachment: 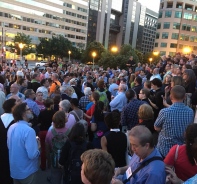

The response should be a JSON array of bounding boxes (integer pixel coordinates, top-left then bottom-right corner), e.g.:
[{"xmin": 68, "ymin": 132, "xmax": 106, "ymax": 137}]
[
  {"xmin": 126, "ymin": 56, "xmax": 136, "ymax": 72},
  {"xmin": 154, "ymin": 85, "xmax": 194, "ymax": 158},
  {"xmin": 29, "ymin": 73, "xmax": 40, "ymax": 92},
  {"xmin": 49, "ymin": 73, "xmax": 61, "ymax": 96},
  {"xmin": 108, "ymin": 78, "xmax": 119, "ymax": 97},
  {"xmin": 6, "ymin": 83, "xmax": 25, "ymax": 101},
  {"xmin": 36, "ymin": 79, "xmax": 49, "ymax": 100},
  {"xmin": 24, "ymin": 89, "xmax": 40, "ymax": 117},
  {"xmin": 121, "ymin": 89, "xmax": 145, "ymax": 132},
  {"xmin": 112, "ymin": 126, "xmax": 165, "ymax": 184},
  {"xmin": 18, "ymin": 78, "xmax": 28, "ymax": 94},
  {"xmin": 81, "ymin": 149, "xmax": 115, "ymax": 184},
  {"xmin": 150, "ymin": 68, "xmax": 161, "ymax": 81},
  {"xmin": 109, "ymin": 84, "xmax": 127, "ymax": 112},
  {"xmin": 7, "ymin": 103, "xmax": 40, "ymax": 183}
]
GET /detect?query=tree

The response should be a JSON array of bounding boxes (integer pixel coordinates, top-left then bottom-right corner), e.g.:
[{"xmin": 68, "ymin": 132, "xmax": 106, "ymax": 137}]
[
  {"xmin": 98, "ymin": 44, "xmax": 140, "ymax": 69},
  {"xmin": 10, "ymin": 32, "xmax": 34, "ymax": 55},
  {"xmin": 36, "ymin": 35, "xmax": 82, "ymax": 59},
  {"xmin": 81, "ymin": 41, "xmax": 106, "ymax": 64}
]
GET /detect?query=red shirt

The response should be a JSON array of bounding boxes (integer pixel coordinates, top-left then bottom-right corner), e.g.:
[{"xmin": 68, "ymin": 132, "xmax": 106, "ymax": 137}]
[
  {"xmin": 164, "ymin": 144, "xmax": 197, "ymax": 181},
  {"xmin": 86, "ymin": 104, "xmax": 95, "ymax": 126}
]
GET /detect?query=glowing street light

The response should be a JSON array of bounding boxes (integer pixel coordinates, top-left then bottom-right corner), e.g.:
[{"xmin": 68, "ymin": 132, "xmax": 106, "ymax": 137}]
[
  {"xmin": 68, "ymin": 50, "xmax": 71, "ymax": 61},
  {"xmin": 19, "ymin": 43, "xmax": 24, "ymax": 65},
  {"xmin": 149, "ymin": 57, "xmax": 153, "ymax": 65},
  {"xmin": 153, "ymin": 51, "xmax": 159, "ymax": 56},
  {"xmin": 183, "ymin": 47, "xmax": 191, "ymax": 55},
  {"xmin": 111, "ymin": 46, "xmax": 118, "ymax": 53},
  {"xmin": 92, "ymin": 51, "xmax": 96, "ymax": 70}
]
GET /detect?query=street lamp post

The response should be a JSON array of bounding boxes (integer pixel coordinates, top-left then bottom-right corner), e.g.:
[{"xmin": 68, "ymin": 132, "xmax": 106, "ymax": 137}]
[
  {"xmin": 19, "ymin": 43, "xmax": 24, "ymax": 66},
  {"xmin": 149, "ymin": 58, "xmax": 153, "ymax": 65},
  {"xmin": 183, "ymin": 47, "xmax": 191, "ymax": 55},
  {"xmin": 153, "ymin": 51, "xmax": 159, "ymax": 56},
  {"xmin": 68, "ymin": 50, "xmax": 71, "ymax": 62},
  {"xmin": 111, "ymin": 46, "xmax": 118, "ymax": 53},
  {"xmin": 92, "ymin": 51, "xmax": 96, "ymax": 71}
]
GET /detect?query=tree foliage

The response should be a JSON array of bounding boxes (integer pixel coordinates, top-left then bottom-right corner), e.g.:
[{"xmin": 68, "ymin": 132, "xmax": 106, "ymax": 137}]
[
  {"xmin": 9, "ymin": 32, "xmax": 35, "ymax": 55},
  {"xmin": 98, "ymin": 44, "xmax": 141, "ymax": 69},
  {"xmin": 81, "ymin": 41, "xmax": 106, "ymax": 63},
  {"xmin": 36, "ymin": 35, "xmax": 81, "ymax": 59}
]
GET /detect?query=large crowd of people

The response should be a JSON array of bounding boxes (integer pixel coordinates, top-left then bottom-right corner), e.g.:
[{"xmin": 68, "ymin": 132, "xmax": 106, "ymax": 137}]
[{"xmin": 0, "ymin": 53, "xmax": 197, "ymax": 184}]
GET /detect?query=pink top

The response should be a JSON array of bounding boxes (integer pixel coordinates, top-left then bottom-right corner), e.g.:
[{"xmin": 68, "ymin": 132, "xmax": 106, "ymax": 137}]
[{"xmin": 45, "ymin": 127, "xmax": 69, "ymax": 148}]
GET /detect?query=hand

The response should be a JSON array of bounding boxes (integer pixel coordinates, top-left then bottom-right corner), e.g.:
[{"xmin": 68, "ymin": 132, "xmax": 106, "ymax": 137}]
[
  {"xmin": 165, "ymin": 167, "xmax": 182, "ymax": 184},
  {"xmin": 111, "ymin": 178, "xmax": 123, "ymax": 184},
  {"xmin": 114, "ymin": 168, "xmax": 121, "ymax": 178},
  {"xmin": 36, "ymin": 136, "xmax": 41, "ymax": 149}
]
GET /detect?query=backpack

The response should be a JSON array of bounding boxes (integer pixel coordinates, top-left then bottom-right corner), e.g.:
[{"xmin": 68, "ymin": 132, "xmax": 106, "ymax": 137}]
[
  {"xmin": 51, "ymin": 128, "xmax": 69, "ymax": 168},
  {"xmin": 96, "ymin": 90, "xmax": 109, "ymax": 110},
  {"xmin": 65, "ymin": 141, "xmax": 87, "ymax": 184}
]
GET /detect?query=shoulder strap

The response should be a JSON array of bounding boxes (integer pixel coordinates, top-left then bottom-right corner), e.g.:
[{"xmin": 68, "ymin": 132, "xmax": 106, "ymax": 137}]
[
  {"xmin": 70, "ymin": 111, "xmax": 81, "ymax": 121},
  {"xmin": 51, "ymin": 128, "xmax": 58, "ymax": 137},
  {"xmin": 174, "ymin": 145, "xmax": 179, "ymax": 162},
  {"xmin": 123, "ymin": 156, "xmax": 163, "ymax": 184}
]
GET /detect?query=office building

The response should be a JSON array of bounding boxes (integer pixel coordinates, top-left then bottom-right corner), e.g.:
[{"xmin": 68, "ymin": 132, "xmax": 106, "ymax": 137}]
[
  {"xmin": 88, "ymin": 0, "xmax": 158, "ymax": 53},
  {"xmin": 154, "ymin": 0, "xmax": 197, "ymax": 56},
  {"xmin": 0, "ymin": 0, "xmax": 89, "ymax": 60}
]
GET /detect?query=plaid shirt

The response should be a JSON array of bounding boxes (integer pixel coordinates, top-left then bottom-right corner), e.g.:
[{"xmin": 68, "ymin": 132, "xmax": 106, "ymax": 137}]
[
  {"xmin": 79, "ymin": 95, "xmax": 91, "ymax": 111},
  {"xmin": 121, "ymin": 99, "xmax": 146, "ymax": 130},
  {"xmin": 154, "ymin": 102, "xmax": 194, "ymax": 157}
]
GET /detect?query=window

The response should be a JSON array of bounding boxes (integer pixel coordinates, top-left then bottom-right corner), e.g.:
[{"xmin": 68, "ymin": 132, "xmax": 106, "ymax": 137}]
[
  {"xmin": 163, "ymin": 22, "xmax": 170, "ymax": 29},
  {"xmin": 175, "ymin": 11, "xmax": 182, "ymax": 18},
  {"xmin": 173, "ymin": 23, "xmax": 180, "ymax": 29},
  {"xmin": 180, "ymin": 34, "xmax": 184, "ymax": 40},
  {"xmin": 191, "ymin": 26, "xmax": 196, "ymax": 32},
  {"xmin": 161, "ymin": 43, "xmax": 167, "ymax": 47},
  {"xmin": 157, "ymin": 23, "xmax": 161, "ymax": 29},
  {"xmin": 171, "ymin": 33, "xmax": 179, "ymax": 40},
  {"xmin": 169, "ymin": 52, "xmax": 176, "ymax": 56},
  {"xmin": 194, "ymin": 46, "xmax": 197, "ymax": 50},
  {"xmin": 162, "ymin": 32, "xmax": 169, "ymax": 39},
  {"xmin": 194, "ymin": 37, "xmax": 197, "ymax": 42},
  {"xmin": 183, "ymin": 13, "xmax": 192, "ymax": 20},
  {"xmin": 156, "ymin": 32, "xmax": 160, "ymax": 39},
  {"xmin": 185, "ymin": 35, "xmax": 189, "ymax": 41},
  {"xmin": 170, "ymin": 43, "xmax": 177, "ymax": 48},
  {"xmin": 182, "ymin": 24, "xmax": 187, "ymax": 30},
  {"xmin": 155, "ymin": 43, "xmax": 158, "ymax": 47},
  {"xmin": 165, "ymin": 11, "xmax": 172, "ymax": 17},
  {"xmin": 190, "ymin": 36, "xmax": 194, "ymax": 42},
  {"xmin": 160, "ymin": 51, "xmax": 166, "ymax": 55},
  {"xmin": 194, "ymin": 15, "xmax": 197, "ymax": 21},
  {"xmin": 159, "ymin": 11, "xmax": 162, "ymax": 18},
  {"xmin": 187, "ymin": 25, "xmax": 191, "ymax": 31}
]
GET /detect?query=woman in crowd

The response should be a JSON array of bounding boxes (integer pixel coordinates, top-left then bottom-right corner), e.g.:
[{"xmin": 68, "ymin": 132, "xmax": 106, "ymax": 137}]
[
  {"xmin": 165, "ymin": 124, "xmax": 197, "ymax": 182},
  {"xmin": 59, "ymin": 123, "xmax": 93, "ymax": 184},
  {"xmin": 163, "ymin": 76, "xmax": 185, "ymax": 107},
  {"xmin": 84, "ymin": 91, "xmax": 100, "ymax": 142},
  {"xmin": 101, "ymin": 110, "xmax": 127, "ymax": 167},
  {"xmin": 91, "ymin": 101, "xmax": 108, "ymax": 148},
  {"xmin": 138, "ymin": 88, "xmax": 151, "ymax": 105},
  {"xmin": 183, "ymin": 69, "xmax": 196, "ymax": 94},
  {"xmin": 59, "ymin": 100, "xmax": 76, "ymax": 130},
  {"xmin": 45, "ymin": 111, "xmax": 70, "ymax": 184},
  {"xmin": 138, "ymin": 104, "xmax": 158, "ymax": 145},
  {"xmin": 38, "ymin": 98, "xmax": 55, "ymax": 170},
  {"xmin": 148, "ymin": 78, "xmax": 164, "ymax": 119}
]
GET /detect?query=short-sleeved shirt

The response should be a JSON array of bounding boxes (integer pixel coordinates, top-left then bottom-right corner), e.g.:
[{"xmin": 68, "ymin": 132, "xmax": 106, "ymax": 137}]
[
  {"xmin": 154, "ymin": 102, "xmax": 194, "ymax": 157},
  {"xmin": 50, "ymin": 80, "xmax": 61, "ymax": 93},
  {"xmin": 164, "ymin": 144, "xmax": 197, "ymax": 181}
]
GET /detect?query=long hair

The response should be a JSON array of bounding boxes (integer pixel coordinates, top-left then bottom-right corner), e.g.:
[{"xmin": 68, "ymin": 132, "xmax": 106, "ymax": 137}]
[
  {"xmin": 185, "ymin": 124, "xmax": 197, "ymax": 165},
  {"xmin": 93, "ymin": 101, "xmax": 104, "ymax": 122}
]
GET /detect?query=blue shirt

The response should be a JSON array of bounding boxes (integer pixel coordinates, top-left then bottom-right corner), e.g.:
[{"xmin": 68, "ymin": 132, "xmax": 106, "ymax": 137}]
[
  {"xmin": 154, "ymin": 102, "xmax": 194, "ymax": 157},
  {"xmin": 127, "ymin": 149, "xmax": 166, "ymax": 184},
  {"xmin": 121, "ymin": 99, "xmax": 146, "ymax": 130},
  {"xmin": 6, "ymin": 92, "xmax": 25, "ymax": 101},
  {"xmin": 7, "ymin": 120, "xmax": 40, "ymax": 179},
  {"xmin": 109, "ymin": 92, "xmax": 127, "ymax": 112},
  {"xmin": 25, "ymin": 98, "xmax": 40, "ymax": 116}
]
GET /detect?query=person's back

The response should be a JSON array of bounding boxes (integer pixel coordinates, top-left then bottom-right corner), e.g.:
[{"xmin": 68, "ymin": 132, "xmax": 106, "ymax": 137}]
[
  {"xmin": 106, "ymin": 131, "xmax": 127, "ymax": 167},
  {"xmin": 155, "ymin": 85, "xmax": 194, "ymax": 157}
]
